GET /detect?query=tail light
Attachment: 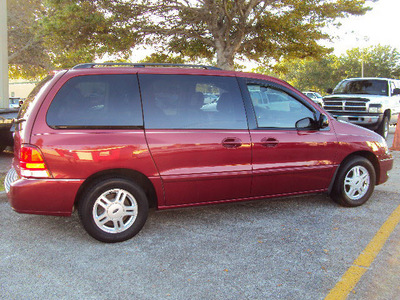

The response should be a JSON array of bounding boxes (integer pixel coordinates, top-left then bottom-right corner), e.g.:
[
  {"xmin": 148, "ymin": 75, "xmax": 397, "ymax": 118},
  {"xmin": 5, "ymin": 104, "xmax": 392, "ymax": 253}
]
[{"xmin": 20, "ymin": 145, "xmax": 51, "ymax": 178}]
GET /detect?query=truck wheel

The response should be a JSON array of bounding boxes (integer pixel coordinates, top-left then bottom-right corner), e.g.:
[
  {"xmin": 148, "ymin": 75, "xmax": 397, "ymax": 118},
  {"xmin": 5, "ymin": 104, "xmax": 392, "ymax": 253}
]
[
  {"xmin": 376, "ymin": 115, "xmax": 389, "ymax": 139},
  {"xmin": 331, "ymin": 156, "xmax": 376, "ymax": 207},
  {"xmin": 78, "ymin": 178, "xmax": 149, "ymax": 243}
]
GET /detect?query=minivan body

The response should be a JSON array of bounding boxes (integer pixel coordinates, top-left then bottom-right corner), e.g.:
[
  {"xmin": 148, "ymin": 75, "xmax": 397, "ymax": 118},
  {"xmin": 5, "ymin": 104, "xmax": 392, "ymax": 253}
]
[{"xmin": 6, "ymin": 64, "xmax": 393, "ymax": 242}]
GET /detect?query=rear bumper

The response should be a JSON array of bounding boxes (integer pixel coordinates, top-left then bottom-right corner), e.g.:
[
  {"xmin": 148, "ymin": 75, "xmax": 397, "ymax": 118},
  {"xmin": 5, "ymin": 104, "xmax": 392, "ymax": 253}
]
[{"xmin": 9, "ymin": 178, "xmax": 84, "ymax": 216}]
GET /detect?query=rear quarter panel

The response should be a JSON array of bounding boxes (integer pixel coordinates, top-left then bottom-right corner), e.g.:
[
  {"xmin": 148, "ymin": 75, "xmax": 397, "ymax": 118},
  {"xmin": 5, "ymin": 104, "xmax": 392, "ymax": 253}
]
[{"xmin": 27, "ymin": 71, "xmax": 164, "ymax": 204}]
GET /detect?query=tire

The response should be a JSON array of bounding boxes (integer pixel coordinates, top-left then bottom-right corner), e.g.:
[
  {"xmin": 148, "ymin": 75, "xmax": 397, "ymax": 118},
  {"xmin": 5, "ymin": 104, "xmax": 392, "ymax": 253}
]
[
  {"xmin": 376, "ymin": 115, "xmax": 389, "ymax": 139},
  {"xmin": 78, "ymin": 178, "xmax": 149, "ymax": 243},
  {"xmin": 331, "ymin": 156, "xmax": 376, "ymax": 207}
]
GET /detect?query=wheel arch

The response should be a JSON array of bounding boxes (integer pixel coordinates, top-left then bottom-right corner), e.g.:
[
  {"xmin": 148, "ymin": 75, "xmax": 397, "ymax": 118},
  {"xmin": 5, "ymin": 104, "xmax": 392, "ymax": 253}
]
[
  {"xmin": 384, "ymin": 109, "xmax": 391, "ymax": 121},
  {"xmin": 74, "ymin": 168, "xmax": 158, "ymax": 209},
  {"xmin": 328, "ymin": 151, "xmax": 380, "ymax": 195}
]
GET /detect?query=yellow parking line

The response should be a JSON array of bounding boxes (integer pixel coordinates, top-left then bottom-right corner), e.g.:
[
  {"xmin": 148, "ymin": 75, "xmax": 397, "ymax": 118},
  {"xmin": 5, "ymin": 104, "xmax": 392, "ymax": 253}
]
[{"xmin": 325, "ymin": 204, "xmax": 400, "ymax": 300}]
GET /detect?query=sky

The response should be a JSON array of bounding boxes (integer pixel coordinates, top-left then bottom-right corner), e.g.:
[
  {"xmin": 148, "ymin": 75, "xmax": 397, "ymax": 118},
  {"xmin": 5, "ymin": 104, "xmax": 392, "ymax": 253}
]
[{"xmin": 327, "ymin": 0, "xmax": 400, "ymax": 54}]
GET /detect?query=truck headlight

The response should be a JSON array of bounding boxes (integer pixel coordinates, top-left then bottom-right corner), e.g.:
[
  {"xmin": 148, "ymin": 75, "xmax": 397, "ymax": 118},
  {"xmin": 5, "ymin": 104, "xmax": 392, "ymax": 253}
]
[{"xmin": 369, "ymin": 104, "xmax": 383, "ymax": 113}]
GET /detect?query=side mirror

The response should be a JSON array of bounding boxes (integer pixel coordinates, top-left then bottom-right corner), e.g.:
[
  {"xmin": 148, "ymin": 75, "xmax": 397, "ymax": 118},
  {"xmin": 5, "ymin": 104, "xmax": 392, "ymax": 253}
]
[
  {"xmin": 319, "ymin": 114, "xmax": 329, "ymax": 129},
  {"xmin": 392, "ymin": 88, "xmax": 400, "ymax": 96},
  {"xmin": 295, "ymin": 117, "xmax": 315, "ymax": 130},
  {"xmin": 296, "ymin": 114, "xmax": 329, "ymax": 130},
  {"xmin": 326, "ymin": 88, "xmax": 333, "ymax": 95}
]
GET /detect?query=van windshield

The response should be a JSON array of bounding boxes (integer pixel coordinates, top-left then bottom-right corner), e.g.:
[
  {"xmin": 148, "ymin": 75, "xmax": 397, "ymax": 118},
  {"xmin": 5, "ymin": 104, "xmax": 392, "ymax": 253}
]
[{"xmin": 333, "ymin": 79, "xmax": 388, "ymax": 96}]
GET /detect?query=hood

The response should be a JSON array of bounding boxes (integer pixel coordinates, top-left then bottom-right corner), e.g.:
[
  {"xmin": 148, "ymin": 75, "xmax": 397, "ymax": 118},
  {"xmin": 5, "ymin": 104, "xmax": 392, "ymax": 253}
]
[{"xmin": 323, "ymin": 94, "xmax": 386, "ymax": 102}]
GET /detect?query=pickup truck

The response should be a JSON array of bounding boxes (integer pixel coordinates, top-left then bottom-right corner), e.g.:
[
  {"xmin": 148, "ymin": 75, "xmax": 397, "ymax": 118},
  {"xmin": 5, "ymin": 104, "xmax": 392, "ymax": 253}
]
[{"xmin": 323, "ymin": 77, "xmax": 400, "ymax": 139}]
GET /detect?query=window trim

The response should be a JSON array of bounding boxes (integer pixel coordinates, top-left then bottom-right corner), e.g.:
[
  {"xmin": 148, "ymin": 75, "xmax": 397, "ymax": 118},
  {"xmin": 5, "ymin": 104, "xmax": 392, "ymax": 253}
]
[
  {"xmin": 138, "ymin": 74, "xmax": 250, "ymax": 130},
  {"xmin": 50, "ymin": 125, "xmax": 144, "ymax": 130},
  {"xmin": 46, "ymin": 74, "xmax": 144, "ymax": 130},
  {"xmin": 239, "ymin": 77, "xmax": 322, "ymax": 131}
]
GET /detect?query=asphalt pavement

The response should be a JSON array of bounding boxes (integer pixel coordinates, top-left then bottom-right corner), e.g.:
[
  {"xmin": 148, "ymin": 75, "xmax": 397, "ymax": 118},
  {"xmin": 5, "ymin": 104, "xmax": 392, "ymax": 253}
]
[{"xmin": 0, "ymin": 128, "xmax": 399, "ymax": 299}]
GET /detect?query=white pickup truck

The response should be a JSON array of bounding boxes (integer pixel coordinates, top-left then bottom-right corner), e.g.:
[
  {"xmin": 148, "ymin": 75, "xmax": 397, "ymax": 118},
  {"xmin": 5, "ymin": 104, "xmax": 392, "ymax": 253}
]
[{"xmin": 323, "ymin": 77, "xmax": 400, "ymax": 139}]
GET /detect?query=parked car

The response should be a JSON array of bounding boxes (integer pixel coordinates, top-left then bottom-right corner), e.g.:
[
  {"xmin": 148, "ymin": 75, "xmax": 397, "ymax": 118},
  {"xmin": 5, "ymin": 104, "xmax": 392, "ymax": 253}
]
[
  {"xmin": 9, "ymin": 97, "xmax": 22, "ymax": 109},
  {"xmin": 303, "ymin": 91, "xmax": 323, "ymax": 107},
  {"xmin": 5, "ymin": 63, "xmax": 393, "ymax": 243},
  {"xmin": 323, "ymin": 78, "xmax": 400, "ymax": 139}
]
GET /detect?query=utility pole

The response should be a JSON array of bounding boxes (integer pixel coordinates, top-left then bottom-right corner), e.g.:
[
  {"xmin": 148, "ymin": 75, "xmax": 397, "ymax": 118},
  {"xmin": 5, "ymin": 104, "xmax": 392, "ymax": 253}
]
[
  {"xmin": 361, "ymin": 59, "xmax": 364, "ymax": 78},
  {"xmin": 0, "ymin": 0, "xmax": 8, "ymax": 109}
]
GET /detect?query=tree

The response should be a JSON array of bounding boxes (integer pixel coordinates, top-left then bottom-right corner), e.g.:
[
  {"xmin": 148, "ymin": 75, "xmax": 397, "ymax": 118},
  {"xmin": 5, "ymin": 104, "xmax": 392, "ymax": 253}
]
[
  {"xmin": 258, "ymin": 45, "xmax": 400, "ymax": 94},
  {"xmin": 39, "ymin": 0, "xmax": 139, "ymax": 67},
  {"xmin": 7, "ymin": 0, "xmax": 50, "ymax": 78},
  {"xmin": 8, "ymin": 0, "xmax": 138, "ymax": 79},
  {"xmin": 139, "ymin": 53, "xmax": 186, "ymax": 64},
  {"xmin": 8, "ymin": 0, "xmax": 373, "ymax": 76},
  {"xmin": 274, "ymin": 56, "xmax": 338, "ymax": 93},
  {"xmin": 335, "ymin": 45, "xmax": 400, "ymax": 78},
  {"xmin": 107, "ymin": 0, "xmax": 371, "ymax": 70}
]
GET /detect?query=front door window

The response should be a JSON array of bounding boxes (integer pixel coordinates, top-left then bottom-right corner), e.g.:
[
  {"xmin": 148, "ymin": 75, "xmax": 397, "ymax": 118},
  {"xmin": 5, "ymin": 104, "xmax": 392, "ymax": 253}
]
[{"xmin": 249, "ymin": 85, "xmax": 315, "ymax": 129}]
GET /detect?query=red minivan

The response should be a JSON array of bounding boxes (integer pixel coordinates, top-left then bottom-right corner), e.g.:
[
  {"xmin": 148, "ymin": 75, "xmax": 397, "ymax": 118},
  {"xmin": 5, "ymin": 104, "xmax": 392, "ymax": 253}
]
[{"xmin": 5, "ymin": 63, "xmax": 393, "ymax": 242}]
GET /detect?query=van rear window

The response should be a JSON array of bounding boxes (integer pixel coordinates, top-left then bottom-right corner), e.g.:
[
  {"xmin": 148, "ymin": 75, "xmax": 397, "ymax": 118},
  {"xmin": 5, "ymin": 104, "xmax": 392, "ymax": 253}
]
[
  {"xmin": 18, "ymin": 75, "xmax": 54, "ymax": 120},
  {"xmin": 46, "ymin": 74, "xmax": 143, "ymax": 128}
]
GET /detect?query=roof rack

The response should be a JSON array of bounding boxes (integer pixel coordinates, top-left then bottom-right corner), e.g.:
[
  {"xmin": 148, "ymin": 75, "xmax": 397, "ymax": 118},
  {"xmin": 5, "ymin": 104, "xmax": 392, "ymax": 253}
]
[{"xmin": 72, "ymin": 63, "xmax": 221, "ymax": 70}]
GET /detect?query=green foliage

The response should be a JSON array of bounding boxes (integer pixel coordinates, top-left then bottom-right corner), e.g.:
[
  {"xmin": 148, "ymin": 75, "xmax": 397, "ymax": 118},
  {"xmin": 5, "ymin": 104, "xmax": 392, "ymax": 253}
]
[
  {"xmin": 7, "ymin": 0, "xmax": 49, "ymax": 79},
  {"xmin": 39, "ymin": 0, "xmax": 138, "ymax": 69},
  {"xmin": 8, "ymin": 0, "xmax": 373, "ymax": 77},
  {"xmin": 119, "ymin": 0, "xmax": 371, "ymax": 70},
  {"xmin": 8, "ymin": 0, "xmax": 139, "ymax": 78},
  {"xmin": 336, "ymin": 45, "xmax": 400, "ymax": 78},
  {"xmin": 139, "ymin": 53, "xmax": 186, "ymax": 64},
  {"xmin": 257, "ymin": 45, "xmax": 400, "ymax": 94}
]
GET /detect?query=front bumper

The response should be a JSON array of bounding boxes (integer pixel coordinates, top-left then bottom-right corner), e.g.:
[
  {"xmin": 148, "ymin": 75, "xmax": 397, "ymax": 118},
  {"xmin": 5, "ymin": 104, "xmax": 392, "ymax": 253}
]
[
  {"xmin": 330, "ymin": 113, "xmax": 384, "ymax": 130},
  {"xmin": 378, "ymin": 156, "xmax": 394, "ymax": 185},
  {"xmin": 8, "ymin": 176, "xmax": 84, "ymax": 216}
]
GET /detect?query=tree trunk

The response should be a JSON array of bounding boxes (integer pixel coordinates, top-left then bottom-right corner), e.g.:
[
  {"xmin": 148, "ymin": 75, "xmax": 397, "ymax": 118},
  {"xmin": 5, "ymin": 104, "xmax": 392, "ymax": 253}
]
[{"xmin": 215, "ymin": 41, "xmax": 235, "ymax": 70}]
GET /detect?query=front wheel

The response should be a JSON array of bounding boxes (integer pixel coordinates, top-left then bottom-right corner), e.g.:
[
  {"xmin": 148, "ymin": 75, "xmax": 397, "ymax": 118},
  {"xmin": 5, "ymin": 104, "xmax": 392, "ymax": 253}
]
[
  {"xmin": 78, "ymin": 178, "xmax": 149, "ymax": 243},
  {"xmin": 376, "ymin": 115, "xmax": 389, "ymax": 139},
  {"xmin": 331, "ymin": 156, "xmax": 376, "ymax": 207}
]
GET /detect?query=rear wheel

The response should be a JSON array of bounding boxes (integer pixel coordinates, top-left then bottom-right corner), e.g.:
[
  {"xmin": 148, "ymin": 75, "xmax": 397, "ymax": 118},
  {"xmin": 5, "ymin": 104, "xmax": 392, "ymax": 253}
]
[
  {"xmin": 78, "ymin": 178, "xmax": 149, "ymax": 243},
  {"xmin": 331, "ymin": 156, "xmax": 376, "ymax": 207}
]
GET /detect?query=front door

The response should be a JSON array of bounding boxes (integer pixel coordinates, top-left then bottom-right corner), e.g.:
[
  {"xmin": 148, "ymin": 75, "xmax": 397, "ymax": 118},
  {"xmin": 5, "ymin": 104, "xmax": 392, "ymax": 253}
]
[
  {"xmin": 139, "ymin": 74, "xmax": 252, "ymax": 206},
  {"xmin": 246, "ymin": 82, "xmax": 338, "ymax": 197}
]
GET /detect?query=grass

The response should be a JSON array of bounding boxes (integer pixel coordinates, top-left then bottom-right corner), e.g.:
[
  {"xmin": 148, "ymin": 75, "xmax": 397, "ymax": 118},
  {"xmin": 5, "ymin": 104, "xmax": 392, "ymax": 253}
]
[{"xmin": 0, "ymin": 173, "xmax": 6, "ymax": 192}]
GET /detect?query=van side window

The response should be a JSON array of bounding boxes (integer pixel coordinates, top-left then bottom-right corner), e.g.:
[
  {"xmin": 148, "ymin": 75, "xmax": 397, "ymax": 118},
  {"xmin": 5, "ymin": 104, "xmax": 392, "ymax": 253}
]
[
  {"xmin": 47, "ymin": 75, "xmax": 142, "ymax": 128},
  {"xmin": 248, "ymin": 84, "xmax": 314, "ymax": 128},
  {"xmin": 139, "ymin": 74, "xmax": 248, "ymax": 129}
]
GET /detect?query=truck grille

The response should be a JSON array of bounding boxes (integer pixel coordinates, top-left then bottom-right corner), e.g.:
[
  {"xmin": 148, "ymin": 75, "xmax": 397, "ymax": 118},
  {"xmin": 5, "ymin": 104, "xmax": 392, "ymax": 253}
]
[{"xmin": 323, "ymin": 97, "xmax": 368, "ymax": 113}]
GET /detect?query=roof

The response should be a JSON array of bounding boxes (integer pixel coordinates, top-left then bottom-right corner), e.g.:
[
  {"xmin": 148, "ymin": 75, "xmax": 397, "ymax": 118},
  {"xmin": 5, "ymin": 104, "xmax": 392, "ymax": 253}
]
[
  {"xmin": 342, "ymin": 77, "xmax": 397, "ymax": 81},
  {"xmin": 67, "ymin": 62, "xmax": 290, "ymax": 87}
]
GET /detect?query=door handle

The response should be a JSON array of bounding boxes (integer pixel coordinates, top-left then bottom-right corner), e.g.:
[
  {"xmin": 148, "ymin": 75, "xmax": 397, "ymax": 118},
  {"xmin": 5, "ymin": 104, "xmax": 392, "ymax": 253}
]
[
  {"xmin": 260, "ymin": 137, "xmax": 279, "ymax": 148},
  {"xmin": 222, "ymin": 137, "xmax": 242, "ymax": 148}
]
